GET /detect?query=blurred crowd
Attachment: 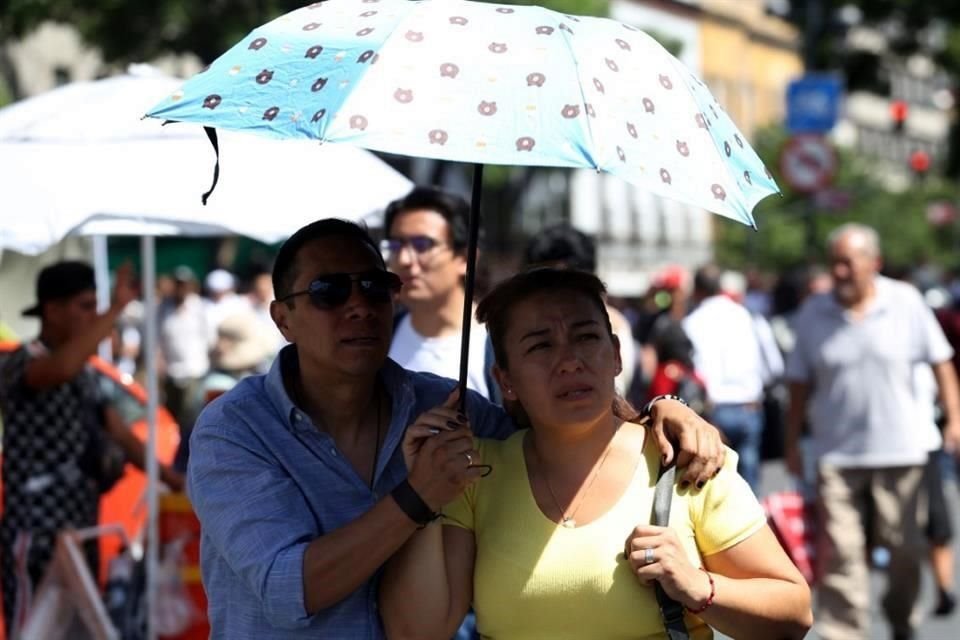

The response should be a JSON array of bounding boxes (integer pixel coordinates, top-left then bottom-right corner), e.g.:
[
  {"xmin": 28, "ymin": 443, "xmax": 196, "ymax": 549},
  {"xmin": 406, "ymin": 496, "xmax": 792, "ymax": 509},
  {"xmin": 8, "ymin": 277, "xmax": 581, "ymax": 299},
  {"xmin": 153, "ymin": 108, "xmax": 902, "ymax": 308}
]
[
  {"xmin": 103, "ymin": 220, "xmax": 960, "ymax": 486},
  {"xmin": 4, "ymin": 186, "xmax": 960, "ymax": 639},
  {"xmin": 109, "ymin": 266, "xmax": 284, "ymax": 466}
]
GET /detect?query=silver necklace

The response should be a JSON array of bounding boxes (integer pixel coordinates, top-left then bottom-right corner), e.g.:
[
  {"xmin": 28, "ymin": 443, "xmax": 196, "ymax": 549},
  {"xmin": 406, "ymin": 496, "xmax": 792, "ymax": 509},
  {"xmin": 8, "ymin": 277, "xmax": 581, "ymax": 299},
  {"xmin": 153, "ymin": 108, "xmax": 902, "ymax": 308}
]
[{"xmin": 534, "ymin": 427, "xmax": 619, "ymax": 529}]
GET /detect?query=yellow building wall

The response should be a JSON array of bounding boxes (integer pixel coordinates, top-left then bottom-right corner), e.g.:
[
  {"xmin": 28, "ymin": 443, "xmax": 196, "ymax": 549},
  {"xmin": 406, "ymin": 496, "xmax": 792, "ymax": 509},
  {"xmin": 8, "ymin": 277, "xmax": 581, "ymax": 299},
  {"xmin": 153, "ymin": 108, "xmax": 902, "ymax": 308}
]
[{"xmin": 697, "ymin": 1, "xmax": 802, "ymax": 138}]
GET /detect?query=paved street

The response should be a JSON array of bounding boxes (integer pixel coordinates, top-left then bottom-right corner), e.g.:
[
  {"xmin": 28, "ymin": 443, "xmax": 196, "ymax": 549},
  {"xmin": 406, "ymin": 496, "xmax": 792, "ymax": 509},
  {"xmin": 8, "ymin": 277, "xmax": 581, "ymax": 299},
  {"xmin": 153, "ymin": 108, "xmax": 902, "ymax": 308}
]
[{"xmin": 718, "ymin": 461, "xmax": 960, "ymax": 640}]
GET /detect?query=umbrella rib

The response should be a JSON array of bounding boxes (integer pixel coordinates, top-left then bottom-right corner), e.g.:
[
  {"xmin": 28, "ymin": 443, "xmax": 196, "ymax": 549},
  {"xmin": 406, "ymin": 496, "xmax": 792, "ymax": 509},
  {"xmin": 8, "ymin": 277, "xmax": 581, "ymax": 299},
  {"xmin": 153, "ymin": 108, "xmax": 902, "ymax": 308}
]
[
  {"xmin": 327, "ymin": 0, "xmax": 423, "ymax": 142},
  {"xmin": 660, "ymin": 50, "xmax": 763, "ymax": 226},
  {"xmin": 548, "ymin": 6, "xmax": 600, "ymax": 171}
]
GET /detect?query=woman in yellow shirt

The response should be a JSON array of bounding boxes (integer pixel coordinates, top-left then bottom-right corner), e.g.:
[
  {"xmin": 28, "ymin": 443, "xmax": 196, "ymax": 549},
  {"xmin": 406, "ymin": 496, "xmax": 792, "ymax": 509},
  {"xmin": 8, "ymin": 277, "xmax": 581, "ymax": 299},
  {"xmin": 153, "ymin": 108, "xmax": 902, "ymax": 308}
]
[{"xmin": 380, "ymin": 268, "xmax": 812, "ymax": 640}]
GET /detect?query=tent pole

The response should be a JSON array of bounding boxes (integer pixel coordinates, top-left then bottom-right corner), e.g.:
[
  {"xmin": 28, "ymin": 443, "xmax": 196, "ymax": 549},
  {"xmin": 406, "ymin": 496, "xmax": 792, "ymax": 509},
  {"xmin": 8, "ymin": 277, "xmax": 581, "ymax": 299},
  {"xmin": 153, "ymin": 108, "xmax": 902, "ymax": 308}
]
[
  {"xmin": 93, "ymin": 235, "xmax": 113, "ymax": 361},
  {"xmin": 457, "ymin": 164, "xmax": 483, "ymax": 410},
  {"xmin": 141, "ymin": 235, "xmax": 159, "ymax": 640}
]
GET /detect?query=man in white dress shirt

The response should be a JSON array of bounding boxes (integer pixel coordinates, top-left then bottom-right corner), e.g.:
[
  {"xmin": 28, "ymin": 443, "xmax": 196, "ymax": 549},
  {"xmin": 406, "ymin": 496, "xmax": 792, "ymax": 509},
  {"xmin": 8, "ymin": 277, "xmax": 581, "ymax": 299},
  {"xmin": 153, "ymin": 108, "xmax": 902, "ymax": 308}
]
[{"xmin": 683, "ymin": 264, "xmax": 772, "ymax": 490}]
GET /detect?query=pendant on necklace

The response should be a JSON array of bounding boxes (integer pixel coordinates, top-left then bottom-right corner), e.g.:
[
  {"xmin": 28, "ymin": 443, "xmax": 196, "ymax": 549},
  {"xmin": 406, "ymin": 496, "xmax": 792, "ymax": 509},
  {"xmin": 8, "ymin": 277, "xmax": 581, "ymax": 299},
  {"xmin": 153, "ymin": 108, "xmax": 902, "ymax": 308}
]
[{"xmin": 561, "ymin": 517, "xmax": 576, "ymax": 528}]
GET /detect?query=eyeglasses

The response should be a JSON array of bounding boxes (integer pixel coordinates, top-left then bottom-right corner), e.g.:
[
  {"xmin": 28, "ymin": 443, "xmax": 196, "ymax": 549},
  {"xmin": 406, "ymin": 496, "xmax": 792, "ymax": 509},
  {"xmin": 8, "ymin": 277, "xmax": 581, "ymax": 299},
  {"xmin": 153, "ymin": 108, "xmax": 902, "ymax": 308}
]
[
  {"xmin": 379, "ymin": 235, "xmax": 447, "ymax": 260},
  {"xmin": 280, "ymin": 271, "xmax": 402, "ymax": 309}
]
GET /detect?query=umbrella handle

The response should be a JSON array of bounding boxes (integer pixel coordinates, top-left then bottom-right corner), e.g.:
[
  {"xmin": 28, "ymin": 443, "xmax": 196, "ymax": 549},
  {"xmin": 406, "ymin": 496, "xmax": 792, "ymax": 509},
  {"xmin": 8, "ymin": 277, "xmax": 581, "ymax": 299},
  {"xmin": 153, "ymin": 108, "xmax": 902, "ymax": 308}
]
[{"xmin": 457, "ymin": 164, "xmax": 483, "ymax": 412}]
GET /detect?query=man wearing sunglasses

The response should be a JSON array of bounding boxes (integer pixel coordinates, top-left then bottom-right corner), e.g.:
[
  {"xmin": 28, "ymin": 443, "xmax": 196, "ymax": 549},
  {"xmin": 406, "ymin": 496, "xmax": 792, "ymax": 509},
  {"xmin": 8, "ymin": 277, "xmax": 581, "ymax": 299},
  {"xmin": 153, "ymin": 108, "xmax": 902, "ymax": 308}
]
[
  {"xmin": 185, "ymin": 218, "xmax": 729, "ymax": 640},
  {"xmin": 383, "ymin": 186, "xmax": 497, "ymax": 401}
]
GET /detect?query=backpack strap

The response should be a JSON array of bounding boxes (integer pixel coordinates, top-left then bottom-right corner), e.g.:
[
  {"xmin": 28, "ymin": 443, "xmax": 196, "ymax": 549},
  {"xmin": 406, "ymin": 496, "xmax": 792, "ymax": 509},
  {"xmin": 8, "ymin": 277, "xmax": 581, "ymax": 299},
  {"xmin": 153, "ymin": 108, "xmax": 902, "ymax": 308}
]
[{"xmin": 652, "ymin": 463, "xmax": 690, "ymax": 640}]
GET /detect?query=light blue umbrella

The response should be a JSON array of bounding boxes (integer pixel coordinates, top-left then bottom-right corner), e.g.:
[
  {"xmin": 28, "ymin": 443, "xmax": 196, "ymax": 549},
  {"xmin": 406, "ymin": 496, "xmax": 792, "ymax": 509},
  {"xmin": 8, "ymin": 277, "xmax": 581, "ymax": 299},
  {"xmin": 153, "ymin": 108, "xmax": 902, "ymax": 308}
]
[{"xmin": 146, "ymin": 0, "xmax": 779, "ymax": 398}]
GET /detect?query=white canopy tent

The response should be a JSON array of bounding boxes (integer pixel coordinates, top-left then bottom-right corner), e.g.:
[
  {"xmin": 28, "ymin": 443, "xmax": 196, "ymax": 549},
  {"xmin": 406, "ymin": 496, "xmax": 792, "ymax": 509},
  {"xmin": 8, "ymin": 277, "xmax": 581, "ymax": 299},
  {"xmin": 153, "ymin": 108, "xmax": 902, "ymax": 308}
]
[
  {"xmin": 0, "ymin": 133, "xmax": 411, "ymax": 254},
  {"xmin": 0, "ymin": 65, "xmax": 412, "ymax": 639}
]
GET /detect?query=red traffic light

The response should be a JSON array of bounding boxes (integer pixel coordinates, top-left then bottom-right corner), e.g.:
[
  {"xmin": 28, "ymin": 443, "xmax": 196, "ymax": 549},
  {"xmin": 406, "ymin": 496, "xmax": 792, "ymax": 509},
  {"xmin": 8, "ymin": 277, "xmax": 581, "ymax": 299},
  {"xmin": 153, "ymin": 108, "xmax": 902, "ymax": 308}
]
[
  {"xmin": 891, "ymin": 100, "xmax": 909, "ymax": 133},
  {"xmin": 891, "ymin": 100, "xmax": 909, "ymax": 121},
  {"xmin": 909, "ymin": 149, "xmax": 931, "ymax": 175}
]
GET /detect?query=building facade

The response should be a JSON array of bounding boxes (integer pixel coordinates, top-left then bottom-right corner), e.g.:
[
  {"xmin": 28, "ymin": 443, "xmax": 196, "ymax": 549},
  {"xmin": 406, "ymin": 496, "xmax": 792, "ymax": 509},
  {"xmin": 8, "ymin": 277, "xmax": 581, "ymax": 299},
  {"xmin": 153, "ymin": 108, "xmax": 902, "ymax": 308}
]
[
  {"xmin": 564, "ymin": 0, "xmax": 801, "ymax": 296},
  {"xmin": 832, "ymin": 23, "xmax": 953, "ymax": 190}
]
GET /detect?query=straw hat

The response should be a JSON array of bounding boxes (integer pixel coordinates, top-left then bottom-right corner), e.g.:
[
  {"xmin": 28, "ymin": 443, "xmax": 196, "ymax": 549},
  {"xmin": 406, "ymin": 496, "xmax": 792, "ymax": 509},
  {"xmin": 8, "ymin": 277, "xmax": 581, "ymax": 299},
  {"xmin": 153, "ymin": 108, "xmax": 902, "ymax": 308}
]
[{"xmin": 212, "ymin": 311, "xmax": 275, "ymax": 372}]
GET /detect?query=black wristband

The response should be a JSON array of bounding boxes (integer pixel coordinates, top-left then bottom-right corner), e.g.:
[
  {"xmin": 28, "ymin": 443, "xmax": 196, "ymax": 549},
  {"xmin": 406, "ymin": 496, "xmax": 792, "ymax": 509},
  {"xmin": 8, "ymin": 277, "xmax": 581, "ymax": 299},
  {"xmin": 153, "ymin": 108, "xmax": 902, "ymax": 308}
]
[
  {"xmin": 391, "ymin": 479, "xmax": 440, "ymax": 527},
  {"xmin": 640, "ymin": 394, "xmax": 688, "ymax": 423}
]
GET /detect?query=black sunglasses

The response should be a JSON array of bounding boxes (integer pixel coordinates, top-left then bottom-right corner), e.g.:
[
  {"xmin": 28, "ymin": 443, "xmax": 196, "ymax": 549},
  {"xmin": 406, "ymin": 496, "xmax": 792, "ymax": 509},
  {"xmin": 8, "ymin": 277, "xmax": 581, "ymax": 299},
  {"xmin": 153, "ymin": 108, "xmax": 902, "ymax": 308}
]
[{"xmin": 280, "ymin": 271, "xmax": 402, "ymax": 309}]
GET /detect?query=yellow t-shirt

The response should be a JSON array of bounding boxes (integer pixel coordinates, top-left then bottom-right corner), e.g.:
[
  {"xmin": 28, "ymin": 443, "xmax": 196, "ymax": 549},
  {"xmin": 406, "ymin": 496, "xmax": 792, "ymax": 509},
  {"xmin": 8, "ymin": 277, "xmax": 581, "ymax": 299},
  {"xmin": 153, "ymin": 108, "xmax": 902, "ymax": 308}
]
[{"xmin": 443, "ymin": 430, "xmax": 767, "ymax": 640}]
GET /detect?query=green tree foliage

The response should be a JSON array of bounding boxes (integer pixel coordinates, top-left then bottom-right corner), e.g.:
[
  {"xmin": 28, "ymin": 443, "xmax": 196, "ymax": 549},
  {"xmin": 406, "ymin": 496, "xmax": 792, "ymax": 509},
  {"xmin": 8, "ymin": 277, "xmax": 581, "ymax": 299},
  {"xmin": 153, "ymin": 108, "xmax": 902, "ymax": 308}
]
[
  {"xmin": 786, "ymin": 0, "xmax": 960, "ymax": 71},
  {"xmin": 715, "ymin": 126, "xmax": 960, "ymax": 271},
  {"xmin": 1, "ymin": 0, "xmax": 609, "ymax": 67},
  {"xmin": 723, "ymin": 2, "xmax": 960, "ymax": 272},
  {"xmin": 0, "ymin": 78, "xmax": 11, "ymax": 107},
  {"xmin": 2, "ymin": 1, "xmax": 307, "ymax": 65}
]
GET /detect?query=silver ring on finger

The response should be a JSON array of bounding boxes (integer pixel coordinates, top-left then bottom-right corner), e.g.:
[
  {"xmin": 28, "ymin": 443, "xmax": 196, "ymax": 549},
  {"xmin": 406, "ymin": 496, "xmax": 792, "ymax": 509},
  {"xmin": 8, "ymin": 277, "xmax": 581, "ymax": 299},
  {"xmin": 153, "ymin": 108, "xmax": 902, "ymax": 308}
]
[
  {"xmin": 464, "ymin": 452, "xmax": 473, "ymax": 466},
  {"xmin": 644, "ymin": 547, "xmax": 655, "ymax": 565}
]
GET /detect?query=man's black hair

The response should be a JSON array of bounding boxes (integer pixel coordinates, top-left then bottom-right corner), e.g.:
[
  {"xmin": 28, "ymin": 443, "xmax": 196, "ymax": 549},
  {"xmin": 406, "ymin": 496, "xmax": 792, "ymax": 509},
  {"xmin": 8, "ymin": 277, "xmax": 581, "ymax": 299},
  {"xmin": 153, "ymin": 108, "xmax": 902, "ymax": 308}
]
[
  {"xmin": 523, "ymin": 224, "xmax": 597, "ymax": 273},
  {"xmin": 693, "ymin": 264, "xmax": 723, "ymax": 297},
  {"xmin": 383, "ymin": 185, "xmax": 472, "ymax": 252},
  {"xmin": 272, "ymin": 219, "xmax": 384, "ymax": 301}
]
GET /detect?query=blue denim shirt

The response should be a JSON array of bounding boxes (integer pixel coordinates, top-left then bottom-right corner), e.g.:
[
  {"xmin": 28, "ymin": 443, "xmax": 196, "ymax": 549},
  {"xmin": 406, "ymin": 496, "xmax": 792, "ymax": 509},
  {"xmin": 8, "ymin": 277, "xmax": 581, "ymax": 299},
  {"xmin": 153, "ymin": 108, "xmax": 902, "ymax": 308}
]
[{"xmin": 187, "ymin": 346, "xmax": 515, "ymax": 639}]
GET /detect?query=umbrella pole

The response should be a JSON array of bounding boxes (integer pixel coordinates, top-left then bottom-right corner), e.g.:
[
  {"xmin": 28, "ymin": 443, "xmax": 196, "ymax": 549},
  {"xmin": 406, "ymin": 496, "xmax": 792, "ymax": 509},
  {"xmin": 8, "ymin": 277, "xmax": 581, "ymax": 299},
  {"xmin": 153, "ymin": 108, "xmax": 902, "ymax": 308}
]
[
  {"xmin": 457, "ymin": 163, "xmax": 483, "ymax": 410},
  {"xmin": 141, "ymin": 235, "xmax": 160, "ymax": 640}
]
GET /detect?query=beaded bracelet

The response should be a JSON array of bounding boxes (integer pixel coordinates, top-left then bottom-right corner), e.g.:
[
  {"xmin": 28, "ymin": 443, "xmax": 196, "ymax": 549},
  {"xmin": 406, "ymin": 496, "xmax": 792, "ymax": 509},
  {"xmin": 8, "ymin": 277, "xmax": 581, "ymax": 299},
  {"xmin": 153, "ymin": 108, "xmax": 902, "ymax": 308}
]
[
  {"xmin": 686, "ymin": 567, "xmax": 715, "ymax": 614},
  {"xmin": 640, "ymin": 394, "xmax": 688, "ymax": 423}
]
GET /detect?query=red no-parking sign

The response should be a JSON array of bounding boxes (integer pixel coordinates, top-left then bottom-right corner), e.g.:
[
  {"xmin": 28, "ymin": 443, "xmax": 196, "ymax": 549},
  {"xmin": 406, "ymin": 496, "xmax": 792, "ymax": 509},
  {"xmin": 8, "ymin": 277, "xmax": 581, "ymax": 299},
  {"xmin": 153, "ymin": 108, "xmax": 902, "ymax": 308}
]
[{"xmin": 779, "ymin": 135, "xmax": 838, "ymax": 193}]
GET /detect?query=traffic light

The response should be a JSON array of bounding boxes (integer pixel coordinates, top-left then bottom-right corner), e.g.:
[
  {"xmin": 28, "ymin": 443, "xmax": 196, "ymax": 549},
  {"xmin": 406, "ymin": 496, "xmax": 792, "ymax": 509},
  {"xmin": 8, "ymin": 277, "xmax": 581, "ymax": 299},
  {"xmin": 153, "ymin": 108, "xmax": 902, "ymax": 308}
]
[
  {"xmin": 891, "ymin": 100, "xmax": 909, "ymax": 134},
  {"xmin": 909, "ymin": 149, "xmax": 930, "ymax": 179}
]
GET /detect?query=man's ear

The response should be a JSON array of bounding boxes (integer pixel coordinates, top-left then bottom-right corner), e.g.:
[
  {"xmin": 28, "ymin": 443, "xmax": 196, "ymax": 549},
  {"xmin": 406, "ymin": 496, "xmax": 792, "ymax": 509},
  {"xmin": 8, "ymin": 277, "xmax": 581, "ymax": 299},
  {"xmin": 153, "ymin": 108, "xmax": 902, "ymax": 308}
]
[
  {"xmin": 492, "ymin": 364, "xmax": 516, "ymax": 401},
  {"xmin": 270, "ymin": 300, "xmax": 295, "ymax": 343}
]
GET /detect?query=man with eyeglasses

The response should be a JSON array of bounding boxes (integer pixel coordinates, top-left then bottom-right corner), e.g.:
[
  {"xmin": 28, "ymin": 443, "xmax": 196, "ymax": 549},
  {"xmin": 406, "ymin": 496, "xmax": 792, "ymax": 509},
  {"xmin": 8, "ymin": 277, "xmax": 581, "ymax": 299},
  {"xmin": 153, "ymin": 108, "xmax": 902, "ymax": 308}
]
[
  {"xmin": 382, "ymin": 186, "xmax": 496, "ymax": 400},
  {"xmin": 185, "ymin": 218, "xmax": 729, "ymax": 640}
]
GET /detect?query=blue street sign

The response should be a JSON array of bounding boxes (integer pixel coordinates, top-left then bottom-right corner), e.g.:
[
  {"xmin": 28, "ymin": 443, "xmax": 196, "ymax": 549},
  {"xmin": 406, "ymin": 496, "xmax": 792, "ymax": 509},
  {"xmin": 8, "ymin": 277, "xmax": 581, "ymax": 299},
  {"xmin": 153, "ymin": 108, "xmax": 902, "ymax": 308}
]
[{"xmin": 786, "ymin": 75, "xmax": 843, "ymax": 134}]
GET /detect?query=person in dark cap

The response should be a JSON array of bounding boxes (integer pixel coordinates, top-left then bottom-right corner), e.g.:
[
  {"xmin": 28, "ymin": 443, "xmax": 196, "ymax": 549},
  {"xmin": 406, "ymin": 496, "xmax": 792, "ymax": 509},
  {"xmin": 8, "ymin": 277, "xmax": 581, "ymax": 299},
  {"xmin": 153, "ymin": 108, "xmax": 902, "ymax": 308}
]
[{"xmin": 0, "ymin": 261, "xmax": 183, "ymax": 634}]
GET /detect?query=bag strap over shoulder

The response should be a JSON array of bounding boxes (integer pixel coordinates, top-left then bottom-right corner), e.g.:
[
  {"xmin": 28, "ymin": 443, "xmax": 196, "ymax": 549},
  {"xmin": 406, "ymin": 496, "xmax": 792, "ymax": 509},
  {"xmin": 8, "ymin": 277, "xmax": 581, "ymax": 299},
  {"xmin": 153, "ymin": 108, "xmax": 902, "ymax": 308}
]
[{"xmin": 653, "ymin": 463, "xmax": 690, "ymax": 640}]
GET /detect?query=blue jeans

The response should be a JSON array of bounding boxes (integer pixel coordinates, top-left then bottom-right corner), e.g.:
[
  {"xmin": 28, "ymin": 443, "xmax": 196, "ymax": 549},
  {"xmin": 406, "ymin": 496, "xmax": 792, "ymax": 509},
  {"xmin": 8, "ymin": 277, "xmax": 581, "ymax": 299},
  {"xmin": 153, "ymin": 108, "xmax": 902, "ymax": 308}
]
[{"xmin": 710, "ymin": 403, "xmax": 763, "ymax": 491}]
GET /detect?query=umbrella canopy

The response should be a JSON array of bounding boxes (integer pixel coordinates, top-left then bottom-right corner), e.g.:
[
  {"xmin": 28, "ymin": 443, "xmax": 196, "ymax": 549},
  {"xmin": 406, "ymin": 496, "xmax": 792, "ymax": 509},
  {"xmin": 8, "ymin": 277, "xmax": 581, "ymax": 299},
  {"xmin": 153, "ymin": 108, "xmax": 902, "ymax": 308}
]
[
  {"xmin": 146, "ymin": 0, "xmax": 777, "ymax": 227},
  {"xmin": 144, "ymin": 0, "xmax": 781, "ymax": 412}
]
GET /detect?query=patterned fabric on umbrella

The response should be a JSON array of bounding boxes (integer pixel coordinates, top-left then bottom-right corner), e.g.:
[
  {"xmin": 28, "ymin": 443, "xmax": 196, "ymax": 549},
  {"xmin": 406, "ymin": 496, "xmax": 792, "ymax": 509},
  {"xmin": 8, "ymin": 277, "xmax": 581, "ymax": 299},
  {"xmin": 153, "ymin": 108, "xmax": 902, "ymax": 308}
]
[{"xmin": 147, "ymin": 0, "xmax": 778, "ymax": 227}]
